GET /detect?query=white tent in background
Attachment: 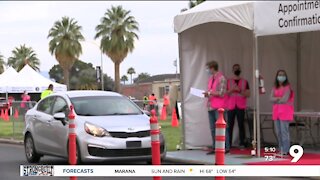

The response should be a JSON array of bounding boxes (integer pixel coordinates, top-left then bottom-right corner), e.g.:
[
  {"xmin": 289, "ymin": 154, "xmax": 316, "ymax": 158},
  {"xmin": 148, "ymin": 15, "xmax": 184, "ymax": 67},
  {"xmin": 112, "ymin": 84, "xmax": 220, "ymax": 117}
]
[
  {"xmin": 174, "ymin": 1, "xmax": 320, "ymax": 156},
  {"xmin": 0, "ymin": 67, "xmax": 18, "ymax": 92},
  {"xmin": 4, "ymin": 64, "xmax": 67, "ymax": 93}
]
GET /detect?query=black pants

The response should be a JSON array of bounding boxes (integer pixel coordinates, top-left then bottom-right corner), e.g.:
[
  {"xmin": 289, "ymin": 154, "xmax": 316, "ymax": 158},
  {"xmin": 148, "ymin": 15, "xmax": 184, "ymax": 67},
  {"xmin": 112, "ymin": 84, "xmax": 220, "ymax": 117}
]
[{"xmin": 228, "ymin": 108, "xmax": 246, "ymax": 147}]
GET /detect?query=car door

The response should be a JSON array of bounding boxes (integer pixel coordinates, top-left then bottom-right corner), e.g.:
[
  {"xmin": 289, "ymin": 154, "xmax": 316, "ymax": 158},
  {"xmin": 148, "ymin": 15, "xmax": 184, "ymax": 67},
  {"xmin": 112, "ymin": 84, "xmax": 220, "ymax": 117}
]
[
  {"xmin": 33, "ymin": 96, "xmax": 56, "ymax": 153},
  {"xmin": 49, "ymin": 96, "xmax": 69, "ymax": 157}
]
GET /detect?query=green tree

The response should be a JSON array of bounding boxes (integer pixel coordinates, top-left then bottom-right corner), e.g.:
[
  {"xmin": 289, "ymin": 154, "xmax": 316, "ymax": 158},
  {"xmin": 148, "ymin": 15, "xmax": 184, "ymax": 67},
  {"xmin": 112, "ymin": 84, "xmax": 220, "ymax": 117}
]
[
  {"xmin": 70, "ymin": 68, "xmax": 98, "ymax": 90},
  {"xmin": 0, "ymin": 53, "xmax": 6, "ymax": 74},
  {"xmin": 103, "ymin": 74, "xmax": 115, "ymax": 91},
  {"xmin": 121, "ymin": 75, "xmax": 128, "ymax": 84},
  {"xmin": 69, "ymin": 61, "xmax": 98, "ymax": 90},
  {"xmin": 127, "ymin": 67, "xmax": 136, "ymax": 84},
  {"xmin": 181, "ymin": 0, "xmax": 206, "ymax": 12},
  {"xmin": 134, "ymin": 72, "xmax": 151, "ymax": 83},
  {"xmin": 48, "ymin": 16, "xmax": 85, "ymax": 90},
  {"xmin": 49, "ymin": 60, "xmax": 107, "ymax": 90},
  {"xmin": 95, "ymin": 5, "xmax": 139, "ymax": 92},
  {"xmin": 7, "ymin": 44, "xmax": 40, "ymax": 72},
  {"xmin": 49, "ymin": 64, "xmax": 63, "ymax": 83},
  {"xmin": 189, "ymin": 0, "xmax": 206, "ymax": 8}
]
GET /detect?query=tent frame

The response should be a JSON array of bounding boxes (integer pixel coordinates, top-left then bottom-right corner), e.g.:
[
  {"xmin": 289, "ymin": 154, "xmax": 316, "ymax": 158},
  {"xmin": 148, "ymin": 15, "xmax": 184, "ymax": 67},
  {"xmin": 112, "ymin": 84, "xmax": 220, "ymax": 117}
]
[{"xmin": 175, "ymin": 1, "xmax": 318, "ymax": 157}]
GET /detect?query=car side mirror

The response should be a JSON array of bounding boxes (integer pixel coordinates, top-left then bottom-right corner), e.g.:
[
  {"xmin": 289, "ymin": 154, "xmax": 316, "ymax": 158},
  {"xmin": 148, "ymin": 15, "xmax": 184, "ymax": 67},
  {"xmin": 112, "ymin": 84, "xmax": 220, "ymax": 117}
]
[{"xmin": 53, "ymin": 112, "xmax": 66, "ymax": 125}]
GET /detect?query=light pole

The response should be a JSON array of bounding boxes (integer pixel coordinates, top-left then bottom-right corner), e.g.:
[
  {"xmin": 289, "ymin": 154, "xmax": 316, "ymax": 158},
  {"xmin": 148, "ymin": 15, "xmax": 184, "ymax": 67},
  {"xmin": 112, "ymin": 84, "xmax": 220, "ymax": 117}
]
[
  {"xmin": 173, "ymin": 58, "xmax": 178, "ymax": 79},
  {"xmin": 83, "ymin": 40, "xmax": 104, "ymax": 91}
]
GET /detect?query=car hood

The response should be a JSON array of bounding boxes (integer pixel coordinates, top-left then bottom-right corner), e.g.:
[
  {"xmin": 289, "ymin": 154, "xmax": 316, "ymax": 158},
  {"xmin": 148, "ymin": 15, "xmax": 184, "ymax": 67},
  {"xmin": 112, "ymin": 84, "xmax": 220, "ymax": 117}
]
[{"xmin": 77, "ymin": 114, "xmax": 150, "ymax": 132}]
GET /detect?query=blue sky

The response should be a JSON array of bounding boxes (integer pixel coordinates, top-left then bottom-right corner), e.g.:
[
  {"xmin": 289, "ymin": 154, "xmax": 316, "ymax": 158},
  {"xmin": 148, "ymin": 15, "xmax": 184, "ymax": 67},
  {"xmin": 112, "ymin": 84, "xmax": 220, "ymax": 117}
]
[{"xmin": 0, "ymin": 1, "xmax": 187, "ymax": 79}]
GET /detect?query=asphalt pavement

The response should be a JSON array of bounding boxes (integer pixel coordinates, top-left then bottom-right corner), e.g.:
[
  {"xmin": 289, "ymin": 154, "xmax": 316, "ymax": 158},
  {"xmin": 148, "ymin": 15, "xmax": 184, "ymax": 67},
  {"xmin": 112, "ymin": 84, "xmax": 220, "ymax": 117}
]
[{"xmin": 0, "ymin": 143, "xmax": 313, "ymax": 180}]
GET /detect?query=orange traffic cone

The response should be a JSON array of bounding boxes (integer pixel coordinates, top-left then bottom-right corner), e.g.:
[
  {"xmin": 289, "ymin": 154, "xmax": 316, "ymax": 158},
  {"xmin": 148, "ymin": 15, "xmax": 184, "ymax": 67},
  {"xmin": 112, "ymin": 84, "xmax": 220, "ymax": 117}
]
[
  {"xmin": 14, "ymin": 108, "xmax": 19, "ymax": 120},
  {"xmin": 171, "ymin": 108, "xmax": 179, "ymax": 127},
  {"xmin": 4, "ymin": 108, "xmax": 9, "ymax": 122},
  {"xmin": 160, "ymin": 105, "xmax": 167, "ymax": 120}
]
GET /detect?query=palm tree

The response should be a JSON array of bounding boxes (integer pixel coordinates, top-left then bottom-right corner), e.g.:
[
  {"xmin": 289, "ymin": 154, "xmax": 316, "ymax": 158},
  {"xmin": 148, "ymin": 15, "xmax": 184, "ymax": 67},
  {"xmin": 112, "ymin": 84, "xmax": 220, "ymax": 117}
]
[
  {"xmin": 48, "ymin": 16, "xmax": 85, "ymax": 90},
  {"xmin": 189, "ymin": 0, "xmax": 206, "ymax": 8},
  {"xmin": 95, "ymin": 5, "xmax": 139, "ymax": 92},
  {"xmin": 7, "ymin": 44, "xmax": 40, "ymax": 72},
  {"xmin": 127, "ymin": 67, "xmax": 136, "ymax": 84},
  {"xmin": 121, "ymin": 75, "xmax": 128, "ymax": 85},
  {"xmin": 0, "ymin": 53, "xmax": 6, "ymax": 74},
  {"xmin": 181, "ymin": 0, "xmax": 206, "ymax": 12}
]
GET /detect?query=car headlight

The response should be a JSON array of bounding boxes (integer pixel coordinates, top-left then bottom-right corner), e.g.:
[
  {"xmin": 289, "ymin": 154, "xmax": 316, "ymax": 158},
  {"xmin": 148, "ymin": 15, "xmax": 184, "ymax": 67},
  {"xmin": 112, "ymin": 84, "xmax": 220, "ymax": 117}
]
[{"xmin": 84, "ymin": 122, "xmax": 111, "ymax": 137}]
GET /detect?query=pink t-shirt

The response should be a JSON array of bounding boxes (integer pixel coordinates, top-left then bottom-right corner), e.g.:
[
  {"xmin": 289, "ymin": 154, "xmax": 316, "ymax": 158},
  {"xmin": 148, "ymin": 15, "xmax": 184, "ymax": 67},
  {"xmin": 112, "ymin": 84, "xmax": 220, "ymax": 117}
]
[{"xmin": 20, "ymin": 95, "xmax": 31, "ymax": 108}]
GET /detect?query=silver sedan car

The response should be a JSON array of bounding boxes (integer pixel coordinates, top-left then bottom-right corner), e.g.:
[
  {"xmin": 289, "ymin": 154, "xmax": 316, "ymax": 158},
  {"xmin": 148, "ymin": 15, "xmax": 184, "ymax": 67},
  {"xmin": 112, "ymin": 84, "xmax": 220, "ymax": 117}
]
[{"xmin": 23, "ymin": 90, "xmax": 166, "ymax": 163}]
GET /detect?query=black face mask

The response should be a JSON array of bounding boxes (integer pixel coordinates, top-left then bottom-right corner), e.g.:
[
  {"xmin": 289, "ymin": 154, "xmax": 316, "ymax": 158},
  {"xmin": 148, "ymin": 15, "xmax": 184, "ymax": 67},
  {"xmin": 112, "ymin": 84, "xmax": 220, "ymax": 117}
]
[{"xmin": 234, "ymin": 70, "xmax": 241, "ymax": 76}]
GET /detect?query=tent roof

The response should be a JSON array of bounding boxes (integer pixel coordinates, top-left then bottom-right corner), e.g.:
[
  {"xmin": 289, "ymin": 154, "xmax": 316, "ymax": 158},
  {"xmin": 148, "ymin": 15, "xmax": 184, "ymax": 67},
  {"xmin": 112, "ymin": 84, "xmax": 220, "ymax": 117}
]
[
  {"xmin": 0, "ymin": 67, "xmax": 18, "ymax": 84},
  {"xmin": 175, "ymin": 1, "xmax": 320, "ymax": 35},
  {"xmin": 174, "ymin": 1, "xmax": 254, "ymax": 33},
  {"xmin": 4, "ymin": 64, "xmax": 67, "ymax": 93}
]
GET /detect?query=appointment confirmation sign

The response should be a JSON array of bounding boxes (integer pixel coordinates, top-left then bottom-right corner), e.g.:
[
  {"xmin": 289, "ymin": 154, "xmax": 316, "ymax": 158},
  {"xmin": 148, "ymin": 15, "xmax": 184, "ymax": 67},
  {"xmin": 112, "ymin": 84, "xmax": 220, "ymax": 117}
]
[
  {"xmin": 20, "ymin": 165, "xmax": 320, "ymax": 177},
  {"xmin": 254, "ymin": 1, "xmax": 320, "ymax": 36}
]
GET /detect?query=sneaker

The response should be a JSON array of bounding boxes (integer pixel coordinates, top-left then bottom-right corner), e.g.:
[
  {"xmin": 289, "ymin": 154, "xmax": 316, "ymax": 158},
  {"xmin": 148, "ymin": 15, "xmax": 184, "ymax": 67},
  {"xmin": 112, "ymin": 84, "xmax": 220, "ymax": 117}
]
[
  {"xmin": 206, "ymin": 151, "xmax": 215, "ymax": 155},
  {"xmin": 225, "ymin": 150, "xmax": 230, "ymax": 154}
]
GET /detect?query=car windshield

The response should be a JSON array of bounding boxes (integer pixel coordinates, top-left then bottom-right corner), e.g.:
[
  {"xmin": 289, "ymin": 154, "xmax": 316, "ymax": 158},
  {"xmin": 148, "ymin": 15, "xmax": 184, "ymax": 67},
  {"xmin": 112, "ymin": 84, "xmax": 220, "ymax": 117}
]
[{"xmin": 70, "ymin": 96, "xmax": 143, "ymax": 116}]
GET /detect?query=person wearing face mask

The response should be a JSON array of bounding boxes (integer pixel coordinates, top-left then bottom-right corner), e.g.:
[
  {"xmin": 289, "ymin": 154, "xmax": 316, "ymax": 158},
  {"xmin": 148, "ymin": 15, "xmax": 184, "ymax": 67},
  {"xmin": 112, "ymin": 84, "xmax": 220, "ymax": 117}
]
[
  {"xmin": 203, "ymin": 60, "xmax": 230, "ymax": 155},
  {"xmin": 226, "ymin": 64, "xmax": 250, "ymax": 149},
  {"xmin": 270, "ymin": 70, "xmax": 294, "ymax": 156}
]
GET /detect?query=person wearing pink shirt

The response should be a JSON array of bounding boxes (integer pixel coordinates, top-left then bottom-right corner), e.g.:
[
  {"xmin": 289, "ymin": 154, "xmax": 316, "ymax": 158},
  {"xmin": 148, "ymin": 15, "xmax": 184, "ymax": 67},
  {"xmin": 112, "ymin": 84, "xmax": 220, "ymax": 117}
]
[
  {"xmin": 203, "ymin": 60, "xmax": 230, "ymax": 155},
  {"xmin": 270, "ymin": 70, "xmax": 294, "ymax": 156},
  {"xmin": 20, "ymin": 91, "xmax": 31, "ymax": 113}
]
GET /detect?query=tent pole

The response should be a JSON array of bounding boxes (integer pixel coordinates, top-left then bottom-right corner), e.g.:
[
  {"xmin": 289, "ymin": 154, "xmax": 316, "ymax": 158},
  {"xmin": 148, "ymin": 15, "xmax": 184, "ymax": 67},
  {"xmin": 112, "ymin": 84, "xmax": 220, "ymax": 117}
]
[
  {"xmin": 252, "ymin": 34, "xmax": 257, "ymax": 156},
  {"xmin": 178, "ymin": 35, "xmax": 186, "ymax": 150},
  {"xmin": 254, "ymin": 35, "xmax": 261, "ymax": 157},
  {"xmin": 296, "ymin": 33, "xmax": 301, "ymax": 111}
]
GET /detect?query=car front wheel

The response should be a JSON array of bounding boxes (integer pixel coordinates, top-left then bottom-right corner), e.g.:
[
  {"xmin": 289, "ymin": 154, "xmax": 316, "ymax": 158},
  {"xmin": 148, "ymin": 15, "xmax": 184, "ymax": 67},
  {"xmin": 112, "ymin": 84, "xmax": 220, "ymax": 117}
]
[{"xmin": 24, "ymin": 134, "xmax": 41, "ymax": 163}]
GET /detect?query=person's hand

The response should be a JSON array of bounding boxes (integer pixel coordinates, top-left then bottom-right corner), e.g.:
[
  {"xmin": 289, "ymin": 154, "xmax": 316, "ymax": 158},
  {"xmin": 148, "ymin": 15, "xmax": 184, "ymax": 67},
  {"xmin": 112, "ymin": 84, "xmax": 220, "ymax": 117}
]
[
  {"xmin": 233, "ymin": 86, "xmax": 240, "ymax": 92},
  {"xmin": 273, "ymin": 97, "xmax": 280, "ymax": 102},
  {"xmin": 240, "ymin": 91, "xmax": 245, "ymax": 96},
  {"xmin": 203, "ymin": 91, "xmax": 210, "ymax": 98}
]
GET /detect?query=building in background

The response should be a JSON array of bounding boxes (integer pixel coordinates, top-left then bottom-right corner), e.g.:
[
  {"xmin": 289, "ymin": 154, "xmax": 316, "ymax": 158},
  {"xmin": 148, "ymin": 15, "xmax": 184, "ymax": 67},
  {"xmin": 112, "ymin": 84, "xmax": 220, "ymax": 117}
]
[{"xmin": 121, "ymin": 73, "xmax": 180, "ymax": 101}]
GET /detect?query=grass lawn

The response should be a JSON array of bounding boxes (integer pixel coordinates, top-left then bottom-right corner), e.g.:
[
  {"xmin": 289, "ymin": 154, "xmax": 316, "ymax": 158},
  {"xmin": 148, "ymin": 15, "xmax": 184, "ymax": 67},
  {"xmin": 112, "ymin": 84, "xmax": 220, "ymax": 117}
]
[
  {"xmin": 159, "ymin": 118, "xmax": 182, "ymax": 152},
  {"xmin": 0, "ymin": 116, "xmax": 25, "ymax": 140},
  {"xmin": 0, "ymin": 115, "xmax": 182, "ymax": 152}
]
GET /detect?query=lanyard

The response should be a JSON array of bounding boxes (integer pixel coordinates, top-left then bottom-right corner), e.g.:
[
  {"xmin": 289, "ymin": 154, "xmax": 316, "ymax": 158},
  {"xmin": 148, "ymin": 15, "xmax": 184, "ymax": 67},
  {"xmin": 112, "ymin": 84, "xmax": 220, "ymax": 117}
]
[{"xmin": 210, "ymin": 77, "xmax": 215, "ymax": 89}]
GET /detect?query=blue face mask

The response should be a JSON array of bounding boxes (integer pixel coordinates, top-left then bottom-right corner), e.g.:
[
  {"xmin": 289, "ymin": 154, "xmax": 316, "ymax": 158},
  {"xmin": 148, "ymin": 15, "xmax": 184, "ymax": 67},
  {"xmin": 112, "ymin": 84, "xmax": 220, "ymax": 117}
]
[
  {"xmin": 277, "ymin": 76, "xmax": 286, "ymax": 83},
  {"xmin": 206, "ymin": 68, "xmax": 212, "ymax": 75}
]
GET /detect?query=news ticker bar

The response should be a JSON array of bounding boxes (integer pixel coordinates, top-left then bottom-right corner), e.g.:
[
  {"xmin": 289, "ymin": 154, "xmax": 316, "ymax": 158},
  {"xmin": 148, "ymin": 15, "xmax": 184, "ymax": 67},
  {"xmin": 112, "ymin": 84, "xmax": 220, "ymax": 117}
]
[{"xmin": 20, "ymin": 165, "xmax": 320, "ymax": 177}]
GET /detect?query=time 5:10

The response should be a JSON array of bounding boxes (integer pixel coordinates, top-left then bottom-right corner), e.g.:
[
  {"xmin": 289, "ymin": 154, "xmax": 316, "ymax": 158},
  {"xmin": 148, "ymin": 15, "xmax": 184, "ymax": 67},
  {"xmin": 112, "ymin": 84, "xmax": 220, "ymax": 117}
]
[{"xmin": 264, "ymin": 147, "xmax": 276, "ymax": 153}]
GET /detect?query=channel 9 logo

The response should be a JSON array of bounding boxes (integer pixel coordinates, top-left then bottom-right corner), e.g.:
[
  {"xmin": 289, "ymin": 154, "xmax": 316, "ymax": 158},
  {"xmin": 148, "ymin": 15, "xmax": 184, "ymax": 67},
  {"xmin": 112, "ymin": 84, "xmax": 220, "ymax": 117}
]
[{"xmin": 22, "ymin": 165, "xmax": 54, "ymax": 176}]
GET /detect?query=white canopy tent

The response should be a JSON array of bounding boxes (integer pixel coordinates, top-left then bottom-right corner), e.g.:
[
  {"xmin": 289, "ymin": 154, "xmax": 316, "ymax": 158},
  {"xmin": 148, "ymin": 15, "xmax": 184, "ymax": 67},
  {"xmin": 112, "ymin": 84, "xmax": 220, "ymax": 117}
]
[
  {"xmin": 0, "ymin": 67, "xmax": 18, "ymax": 92},
  {"xmin": 174, "ymin": 1, "xmax": 320, "ymax": 156},
  {"xmin": 0, "ymin": 64, "xmax": 67, "ymax": 93}
]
